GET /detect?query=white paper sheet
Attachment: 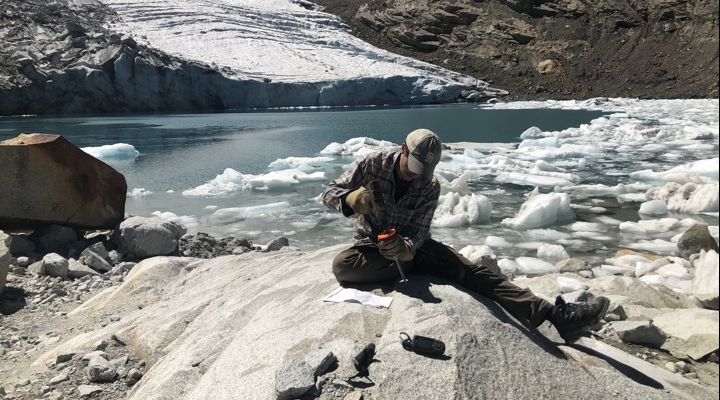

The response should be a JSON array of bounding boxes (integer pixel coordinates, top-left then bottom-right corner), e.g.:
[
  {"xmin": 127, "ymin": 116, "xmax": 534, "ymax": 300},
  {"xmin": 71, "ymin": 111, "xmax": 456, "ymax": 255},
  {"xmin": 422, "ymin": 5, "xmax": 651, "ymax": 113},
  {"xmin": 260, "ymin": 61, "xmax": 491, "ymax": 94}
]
[{"xmin": 322, "ymin": 287, "xmax": 393, "ymax": 308}]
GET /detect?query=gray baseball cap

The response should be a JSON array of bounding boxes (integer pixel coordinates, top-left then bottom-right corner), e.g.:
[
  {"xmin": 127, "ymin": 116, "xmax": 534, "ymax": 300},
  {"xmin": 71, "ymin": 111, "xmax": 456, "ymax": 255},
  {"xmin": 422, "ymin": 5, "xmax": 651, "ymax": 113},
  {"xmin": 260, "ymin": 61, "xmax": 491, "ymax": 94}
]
[{"xmin": 405, "ymin": 128, "xmax": 442, "ymax": 179}]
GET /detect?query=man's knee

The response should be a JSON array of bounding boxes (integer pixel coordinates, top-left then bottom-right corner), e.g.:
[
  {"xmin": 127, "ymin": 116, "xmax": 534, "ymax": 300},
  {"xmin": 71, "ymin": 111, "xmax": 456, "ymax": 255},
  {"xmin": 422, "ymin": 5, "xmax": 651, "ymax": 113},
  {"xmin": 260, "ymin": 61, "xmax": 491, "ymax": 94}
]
[
  {"xmin": 332, "ymin": 250, "xmax": 355, "ymax": 284},
  {"xmin": 414, "ymin": 241, "xmax": 467, "ymax": 282}
]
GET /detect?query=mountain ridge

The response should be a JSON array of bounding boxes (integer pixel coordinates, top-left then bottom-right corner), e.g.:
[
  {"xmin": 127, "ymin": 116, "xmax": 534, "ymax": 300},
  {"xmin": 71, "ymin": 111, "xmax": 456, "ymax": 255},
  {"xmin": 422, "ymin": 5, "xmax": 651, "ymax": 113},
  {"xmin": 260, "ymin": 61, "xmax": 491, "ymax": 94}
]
[{"xmin": 311, "ymin": 0, "xmax": 719, "ymax": 101}]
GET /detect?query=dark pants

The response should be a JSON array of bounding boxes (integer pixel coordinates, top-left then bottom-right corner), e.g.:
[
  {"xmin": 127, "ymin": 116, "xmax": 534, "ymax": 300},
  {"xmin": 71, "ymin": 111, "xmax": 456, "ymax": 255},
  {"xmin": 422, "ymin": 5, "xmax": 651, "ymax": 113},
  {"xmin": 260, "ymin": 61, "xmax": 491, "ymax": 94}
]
[{"xmin": 332, "ymin": 239, "xmax": 554, "ymax": 328}]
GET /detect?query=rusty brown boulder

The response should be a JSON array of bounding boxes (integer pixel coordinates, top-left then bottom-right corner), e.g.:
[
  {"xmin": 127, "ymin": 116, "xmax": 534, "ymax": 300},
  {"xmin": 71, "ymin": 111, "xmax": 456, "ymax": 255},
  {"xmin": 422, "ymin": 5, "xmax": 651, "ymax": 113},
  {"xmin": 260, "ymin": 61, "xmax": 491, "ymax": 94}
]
[{"xmin": 0, "ymin": 133, "xmax": 127, "ymax": 230}]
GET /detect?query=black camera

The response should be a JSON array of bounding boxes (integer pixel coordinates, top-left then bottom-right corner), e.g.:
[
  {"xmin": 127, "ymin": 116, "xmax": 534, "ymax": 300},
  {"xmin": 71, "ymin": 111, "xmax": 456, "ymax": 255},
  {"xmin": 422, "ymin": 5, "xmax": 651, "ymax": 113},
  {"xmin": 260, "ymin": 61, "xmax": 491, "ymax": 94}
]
[{"xmin": 400, "ymin": 332, "xmax": 446, "ymax": 357}]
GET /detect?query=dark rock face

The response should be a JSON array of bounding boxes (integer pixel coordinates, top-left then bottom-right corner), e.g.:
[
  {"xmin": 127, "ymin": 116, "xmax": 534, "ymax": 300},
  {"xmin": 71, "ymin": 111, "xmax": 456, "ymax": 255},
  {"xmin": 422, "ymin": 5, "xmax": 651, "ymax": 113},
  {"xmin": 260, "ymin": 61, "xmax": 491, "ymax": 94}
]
[
  {"xmin": 312, "ymin": 0, "xmax": 719, "ymax": 101},
  {"xmin": 0, "ymin": 134, "xmax": 127, "ymax": 230}
]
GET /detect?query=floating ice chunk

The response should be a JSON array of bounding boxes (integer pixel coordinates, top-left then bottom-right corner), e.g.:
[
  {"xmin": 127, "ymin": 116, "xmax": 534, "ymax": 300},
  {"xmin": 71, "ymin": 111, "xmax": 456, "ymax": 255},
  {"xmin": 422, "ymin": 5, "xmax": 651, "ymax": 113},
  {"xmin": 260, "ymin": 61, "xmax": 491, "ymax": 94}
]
[
  {"xmin": 498, "ymin": 258, "xmax": 518, "ymax": 274},
  {"xmin": 557, "ymin": 276, "xmax": 588, "ymax": 293},
  {"xmin": 710, "ymin": 226, "xmax": 720, "ymax": 244},
  {"xmin": 639, "ymin": 274, "xmax": 665, "ymax": 286},
  {"xmin": 618, "ymin": 218, "xmax": 681, "ymax": 235},
  {"xmin": 568, "ymin": 222, "xmax": 607, "ymax": 232},
  {"xmin": 646, "ymin": 262, "xmax": 695, "ymax": 292},
  {"xmin": 534, "ymin": 159, "xmax": 562, "ymax": 172},
  {"xmin": 537, "ymin": 244, "xmax": 569, "ymax": 263},
  {"xmin": 646, "ymin": 182, "xmax": 719, "ymax": 214},
  {"xmin": 519, "ymin": 126, "xmax": 543, "ymax": 139},
  {"xmin": 617, "ymin": 192, "xmax": 648, "ymax": 203},
  {"xmin": 593, "ymin": 215, "xmax": 624, "ymax": 226},
  {"xmin": 607, "ymin": 254, "xmax": 652, "ymax": 268},
  {"xmin": 515, "ymin": 257, "xmax": 558, "ymax": 275},
  {"xmin": 183, "ymin": 168, "xmax": 244, "ymax": 197},
  {"xmin": 212, "ymin": 202, "xmax": 292, "ymax": 223},
  {"xmin": 495, "ymin": 172, "xmax": 575, "ymax": 187},
  {"xmin": 439, "ymin": 171, "xmax": 474, "ymax": 195},
  {"xmin": 151, "ymin": 211, "xmax": 199, "ymax": 229},
  {"xmin": 82, "ymin": 143, "xmax": 139, "ymax": 161},
  {"xmin": 127, "ymin": 188, "xmax": 153, "ymax": 198},
  {"xmin": 656, "ymin": 263, "xmax": 693, "ymax": 280},
  {"xmin": 629, "ymin": 157, "xmax": 718, "ymax": 184},
  {"xmin": 524, "ymin": 229, "xmax": 572, "ymax": 241},
  {"xmin": 592, "ymin": 266, "xmax": 614, "ymax": 277},
  {"xmin": 639, "ymin": 199, "xmax": 668, "ymax": 215},
  {"xmin": 319, "ymin": 137, "xmax": 396, "ymax": 157},
  {"xmin": 634, "ymin": 261, "xmax": 656, "ymax": 277},
  {"xmin": 458, "ymin": 245, "xmax": 495, "ymax": 264},
  {"xmin": 625, "ymin": 239, "xmax": 678, "ymax": 255},
  {"xmin": 693, "ymin": 250, "xmax": 719, "ymax": 295},
  {"xmin": 599, "ymin": 264, "xmax": 634, "ymax": 275},
  {"xmin": 502, "ymin": 188, "xmax": 575, "ymax": 230},
  {"xmin": 518, "ymin": 136, "xmax": 560, "ymax": 149},
  {"xmin": 514, "ymin": 144, "xmax": 604, "ymax": 161},
  {"xmin": 558, "ymin": 182, "xmax": 653, "ymax": 199},
  {"xmin": 433, "ymin": 192, "xmax": 491, "ymax": 227},
  {"xmin": 244, "ymin": 169, "xmax": 326, "ymax": 191},
  {"xmin": 268, "ymin": 156, "xmax": 335, "ymax": 172},
  {"xmin": 485, "ymin": 236, "xmax": 511, "ymax": 248}
]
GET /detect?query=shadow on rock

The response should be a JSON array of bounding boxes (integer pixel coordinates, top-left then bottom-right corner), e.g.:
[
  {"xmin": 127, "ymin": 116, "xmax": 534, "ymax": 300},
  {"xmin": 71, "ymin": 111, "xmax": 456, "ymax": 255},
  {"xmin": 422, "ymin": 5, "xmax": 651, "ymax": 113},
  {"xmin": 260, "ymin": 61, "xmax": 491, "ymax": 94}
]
[
  {"xmin": 568, "ymin": 343, "xmax": 664, "ymax": 390},
  {"xmin": 0, "ymin": 286, "xmax": 28, "ymax": 315}
]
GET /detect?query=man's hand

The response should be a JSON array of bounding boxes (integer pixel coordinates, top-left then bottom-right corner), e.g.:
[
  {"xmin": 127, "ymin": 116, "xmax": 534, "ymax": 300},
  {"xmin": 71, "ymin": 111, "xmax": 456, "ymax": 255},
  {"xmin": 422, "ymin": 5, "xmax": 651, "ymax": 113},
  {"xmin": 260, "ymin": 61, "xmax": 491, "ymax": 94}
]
[
  {"xmin": 346, "ymin": 186, "xmax": 373, "ymax": 216},
  {"xmin": 379, "ymin": 235, "xmax": 413, "ymax": 261}
]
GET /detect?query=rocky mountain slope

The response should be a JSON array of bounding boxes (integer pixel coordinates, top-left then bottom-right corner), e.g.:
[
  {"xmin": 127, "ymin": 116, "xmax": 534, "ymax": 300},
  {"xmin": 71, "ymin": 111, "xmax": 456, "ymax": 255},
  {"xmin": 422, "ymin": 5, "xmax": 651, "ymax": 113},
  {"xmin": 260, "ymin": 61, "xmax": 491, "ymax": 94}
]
[{"xmin": 312, "ymin": 0, "xmax": 719, "ymax": 100}]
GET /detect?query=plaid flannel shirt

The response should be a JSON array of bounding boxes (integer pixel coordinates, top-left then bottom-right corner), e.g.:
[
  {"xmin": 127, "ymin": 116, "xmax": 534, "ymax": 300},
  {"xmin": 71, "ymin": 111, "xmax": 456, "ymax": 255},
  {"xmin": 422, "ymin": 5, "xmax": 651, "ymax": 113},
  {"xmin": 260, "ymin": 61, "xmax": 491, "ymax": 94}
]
[{"xmin": 322, "ymin": 150, "xmax": 441, "ymax": 254}]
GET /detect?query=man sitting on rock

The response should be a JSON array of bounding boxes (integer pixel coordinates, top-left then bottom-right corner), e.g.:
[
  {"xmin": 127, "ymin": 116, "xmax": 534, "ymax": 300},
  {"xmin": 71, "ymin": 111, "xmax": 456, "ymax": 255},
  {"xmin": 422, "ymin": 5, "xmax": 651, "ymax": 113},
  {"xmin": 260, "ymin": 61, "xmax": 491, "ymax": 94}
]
[{"xmin": 321, "ymin": 128, "xmax": 610, "ymax": 343}]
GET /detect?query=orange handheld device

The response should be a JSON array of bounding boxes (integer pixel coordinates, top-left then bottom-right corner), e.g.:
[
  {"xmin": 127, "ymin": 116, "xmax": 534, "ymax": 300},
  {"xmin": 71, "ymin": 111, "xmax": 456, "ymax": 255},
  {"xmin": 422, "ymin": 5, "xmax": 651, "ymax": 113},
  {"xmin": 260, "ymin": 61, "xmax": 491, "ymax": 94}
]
[
  {"xmin": 377, "ymin": 228, "xmax": 407, "ymax": 282},
  {"xmin": 378, "ymin": 228, "xmax": 396, "ymax": 241}
]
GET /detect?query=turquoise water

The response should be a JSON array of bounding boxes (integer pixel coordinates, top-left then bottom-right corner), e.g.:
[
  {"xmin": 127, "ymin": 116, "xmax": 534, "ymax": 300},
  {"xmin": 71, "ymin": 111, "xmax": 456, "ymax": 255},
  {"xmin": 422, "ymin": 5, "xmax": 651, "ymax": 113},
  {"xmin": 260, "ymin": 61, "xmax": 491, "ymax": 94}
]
[
  {"xmin": 0, "ymin": 104, "xmax": 605, "ymax": 192},
  {"xmin": 1, "ymin": 104, "xmax": 611, "ymax": 252}
]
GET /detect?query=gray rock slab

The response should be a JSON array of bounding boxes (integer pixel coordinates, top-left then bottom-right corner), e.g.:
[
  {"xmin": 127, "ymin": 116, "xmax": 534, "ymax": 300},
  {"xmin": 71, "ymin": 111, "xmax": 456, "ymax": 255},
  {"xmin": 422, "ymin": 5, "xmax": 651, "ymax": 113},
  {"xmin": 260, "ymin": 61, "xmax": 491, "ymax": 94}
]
[
  {"xmin": 275, "ymin": 358, "xmax": 314, "ymax": 400},
  {"xmin": 86, "ymin": 356, "xmax": 117, "ymax": 382},
  {"xmin": 83, "ymin": 250, "xmax": 112, "ymax": 272},
  {"xmin": 30, "ymin": 247, "xmax": 703, "ymax": 400},
  {"xmin": 42, "ymin": 252, "xmax": 68, "ymax": 279},
  {"xmin": 651, "ymin": 309, "xmax": 719, "ymax": 341},
  {"xmin": 569, "ymin": 338, "xmax": 718, "ymax": 400},
  {"xmin": 68, "ymin": 258, "xmax": 102, "ymax": 279},
  {"xmin": 663, "ymin": 334, "xmax": 720, "ymax": 361},
  {"xmin": 685, "ymin": 333, "xmax": 720, "ymax": 360},
  {"xmin": 305, "ymin": 349, "xmax": 337, "ymax": 377}
]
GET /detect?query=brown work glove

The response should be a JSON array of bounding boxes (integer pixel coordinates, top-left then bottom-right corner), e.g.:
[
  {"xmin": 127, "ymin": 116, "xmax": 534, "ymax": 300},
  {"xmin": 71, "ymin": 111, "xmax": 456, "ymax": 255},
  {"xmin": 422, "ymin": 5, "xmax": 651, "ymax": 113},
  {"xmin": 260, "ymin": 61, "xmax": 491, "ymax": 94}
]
[
  {"xmin": 379, "ymin": 235, "xmax": 413, "ymax": 261},
  {"xmin": 345, "ymin": 186, "xmax": 373, "ymax": 216}
]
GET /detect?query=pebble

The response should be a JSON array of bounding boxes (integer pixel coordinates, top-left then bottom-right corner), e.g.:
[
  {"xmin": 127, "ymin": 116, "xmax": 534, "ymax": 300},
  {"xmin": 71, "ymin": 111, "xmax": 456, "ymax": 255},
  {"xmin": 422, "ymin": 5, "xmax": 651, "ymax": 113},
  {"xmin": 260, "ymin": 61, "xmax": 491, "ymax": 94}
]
[
  {"xmin": 77, "ymin": 384, "xmax": 102, "ymax": 397},
  {"xmin": 49, "ymin": 373, "xmax": 69, "ymax": 385},
  {"xmin": 15, "ymin": 379, "xmax": 31, "ymax": 387},
  {"xmin": 664, "ymin": 362, "xmax": 677, "ymax": 373}
]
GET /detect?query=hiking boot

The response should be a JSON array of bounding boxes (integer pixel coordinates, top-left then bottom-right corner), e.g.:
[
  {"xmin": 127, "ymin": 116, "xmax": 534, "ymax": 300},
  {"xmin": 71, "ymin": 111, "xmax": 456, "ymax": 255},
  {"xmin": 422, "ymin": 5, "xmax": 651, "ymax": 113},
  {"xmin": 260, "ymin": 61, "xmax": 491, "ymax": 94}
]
[{"xmin": 548, "ymin": 295, "xmax": 610, "ymax": 344}]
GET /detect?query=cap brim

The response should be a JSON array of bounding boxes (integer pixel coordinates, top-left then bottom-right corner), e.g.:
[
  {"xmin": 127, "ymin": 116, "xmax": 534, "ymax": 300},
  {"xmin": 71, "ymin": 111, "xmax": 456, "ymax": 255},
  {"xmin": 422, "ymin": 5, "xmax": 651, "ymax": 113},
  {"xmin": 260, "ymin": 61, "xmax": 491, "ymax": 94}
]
[{"xmin": 407, "ymin": 153, "xmax": 435, "ymax": 178}]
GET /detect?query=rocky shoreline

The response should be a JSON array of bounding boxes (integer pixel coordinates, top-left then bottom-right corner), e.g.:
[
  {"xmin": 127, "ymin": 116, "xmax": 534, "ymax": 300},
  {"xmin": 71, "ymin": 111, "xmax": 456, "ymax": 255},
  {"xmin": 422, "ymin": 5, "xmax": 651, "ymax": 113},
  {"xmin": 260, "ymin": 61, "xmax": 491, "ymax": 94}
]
[
  {"xmin": 1, "ymin": 214, "xmax": 718, "ymax": 399},
  {"xmin": 0, "ymin": 217, "xmax": 294, "ymax": 400}
]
